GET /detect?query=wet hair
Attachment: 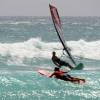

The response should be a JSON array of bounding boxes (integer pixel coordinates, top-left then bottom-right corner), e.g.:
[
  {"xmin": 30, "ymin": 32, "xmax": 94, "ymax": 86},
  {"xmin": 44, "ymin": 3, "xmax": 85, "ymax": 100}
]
[{"xmin": 54, "ymin": 67, "xmax": 60, "ymax": 71}]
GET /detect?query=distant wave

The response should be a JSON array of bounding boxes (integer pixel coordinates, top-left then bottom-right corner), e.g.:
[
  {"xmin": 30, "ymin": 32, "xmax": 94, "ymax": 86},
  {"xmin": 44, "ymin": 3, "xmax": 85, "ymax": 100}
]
[
  {"xmin": 0, "ymin": 18, "xmax": 47, "ymax": 25},
  {"xmin": 86, "ymin": 26, "xmax": 94, "ymax": 30},
  {"xmin": 71, "ymin": 22, "xmax": 82, "ymax": 25},
  {"xmin": 0, "ymin": 21, "xmax": 32, "ymax": 25}
]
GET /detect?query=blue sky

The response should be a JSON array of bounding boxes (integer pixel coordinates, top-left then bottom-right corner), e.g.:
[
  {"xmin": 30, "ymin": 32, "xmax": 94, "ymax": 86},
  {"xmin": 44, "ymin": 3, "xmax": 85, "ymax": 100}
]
[{"xmin": 0, "ymin": 0, "xmax": 100, "ymax": 16}]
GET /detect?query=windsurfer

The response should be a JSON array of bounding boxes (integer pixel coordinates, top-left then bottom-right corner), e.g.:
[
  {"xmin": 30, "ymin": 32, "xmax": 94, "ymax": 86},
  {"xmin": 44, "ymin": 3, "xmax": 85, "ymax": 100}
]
[
  {"xmin": 52, "ymin": 51, "xmax": 73, "ymax": 71},
  {"xmin": 49, "ymin": 68, "xmax": 85, "ymax": 83}
]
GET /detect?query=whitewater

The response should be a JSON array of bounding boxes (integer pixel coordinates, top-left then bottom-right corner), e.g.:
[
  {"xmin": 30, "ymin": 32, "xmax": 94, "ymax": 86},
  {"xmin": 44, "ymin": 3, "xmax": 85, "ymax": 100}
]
[{"xmin": 0, "ymin": 16, "xmax": 100, "ymax": 100}]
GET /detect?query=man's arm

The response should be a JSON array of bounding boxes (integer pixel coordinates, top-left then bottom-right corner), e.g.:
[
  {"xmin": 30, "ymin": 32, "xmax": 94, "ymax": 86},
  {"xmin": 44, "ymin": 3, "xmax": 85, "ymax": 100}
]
[
  {"xmin": 52, "ymin": 56, "xmax": 61, "ymax": 67},
  {"xmin": 53, "ymin": 62, "xmax": 60, "ymax": 67},
  {"xmin": 49, "ymin": 72, "xmax": 55, "ymax": 78}
]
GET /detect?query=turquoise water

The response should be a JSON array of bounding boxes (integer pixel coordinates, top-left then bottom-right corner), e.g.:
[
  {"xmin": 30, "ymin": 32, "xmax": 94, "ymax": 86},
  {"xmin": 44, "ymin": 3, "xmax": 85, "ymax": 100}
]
[{"xmin": 0, "ymin": 16, "xmax": 100, "ymax": 100}]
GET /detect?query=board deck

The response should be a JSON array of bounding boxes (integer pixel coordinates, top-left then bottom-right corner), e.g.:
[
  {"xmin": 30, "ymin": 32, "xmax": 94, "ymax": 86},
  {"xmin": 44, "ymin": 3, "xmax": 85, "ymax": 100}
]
[{"xmin": 38, "ymin": 69, "xmax": 52, "ymax": 77}]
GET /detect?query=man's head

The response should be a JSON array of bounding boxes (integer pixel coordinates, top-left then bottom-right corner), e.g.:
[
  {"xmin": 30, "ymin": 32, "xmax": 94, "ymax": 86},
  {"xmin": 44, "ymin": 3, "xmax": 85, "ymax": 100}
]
[
  {"xmin": 54, "ymin": 67, "xmax": 60, "ymax": 71},
  {"xmin": 52, "ymin": 51, "xmax": 56, "ymax": 56}
]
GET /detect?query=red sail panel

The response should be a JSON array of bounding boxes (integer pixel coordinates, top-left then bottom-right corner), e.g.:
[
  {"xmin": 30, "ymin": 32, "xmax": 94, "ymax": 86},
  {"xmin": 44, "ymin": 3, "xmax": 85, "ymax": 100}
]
[{"xmin": 50, "ymin": 4, "xmax": 61, "ymax": 28}]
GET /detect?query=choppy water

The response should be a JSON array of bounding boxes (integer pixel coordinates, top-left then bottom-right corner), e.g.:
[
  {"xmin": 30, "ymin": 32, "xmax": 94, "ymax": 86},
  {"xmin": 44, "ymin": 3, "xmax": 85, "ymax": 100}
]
[{"xmin": 0, "ymin": 16, "xmax": 100, "ymax": 100}]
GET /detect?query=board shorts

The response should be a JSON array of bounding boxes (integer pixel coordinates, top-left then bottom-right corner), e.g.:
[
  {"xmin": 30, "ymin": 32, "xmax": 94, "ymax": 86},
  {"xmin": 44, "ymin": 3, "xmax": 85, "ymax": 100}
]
[{"xmin": 63, "ymin": 73, "xmax": 71, "ymax": 81}]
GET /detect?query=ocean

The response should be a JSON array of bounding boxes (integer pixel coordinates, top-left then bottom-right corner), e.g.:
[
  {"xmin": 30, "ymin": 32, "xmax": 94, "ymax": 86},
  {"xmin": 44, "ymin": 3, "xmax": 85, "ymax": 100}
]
[{"xmin": 0, "ymin": 16, "xmax": 100, "ymax": 100}]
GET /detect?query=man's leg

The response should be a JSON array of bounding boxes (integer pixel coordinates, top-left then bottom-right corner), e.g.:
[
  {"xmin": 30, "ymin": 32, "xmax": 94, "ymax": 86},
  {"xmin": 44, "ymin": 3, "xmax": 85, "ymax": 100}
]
[{"xmin": 62, "ymin": 61, "xmax": 73, "ymax": 69}]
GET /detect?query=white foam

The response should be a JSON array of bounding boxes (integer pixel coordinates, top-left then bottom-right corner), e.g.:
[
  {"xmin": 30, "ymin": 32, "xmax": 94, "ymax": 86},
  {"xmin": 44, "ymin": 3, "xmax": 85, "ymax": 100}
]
[
  {"xmin": 68, "ymin": 39, "xmax": 100, "ymax": 60},
  {"xmin": 0, "ymin": 38, "xmax": 100, "ymax": 66}
]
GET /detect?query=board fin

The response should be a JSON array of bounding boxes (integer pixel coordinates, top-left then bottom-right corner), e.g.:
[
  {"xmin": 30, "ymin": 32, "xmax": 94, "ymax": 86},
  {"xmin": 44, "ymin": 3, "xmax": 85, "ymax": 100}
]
[{"xmin": 74, "ymin": 63, "xmax": 84, "ymax": 70}]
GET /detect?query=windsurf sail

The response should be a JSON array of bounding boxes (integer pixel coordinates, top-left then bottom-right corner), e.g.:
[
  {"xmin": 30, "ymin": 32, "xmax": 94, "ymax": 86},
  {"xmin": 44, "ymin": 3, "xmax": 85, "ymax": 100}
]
[{"xmin": 49, "ymin": 4, "xmax": 76, "ymax": 66}]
